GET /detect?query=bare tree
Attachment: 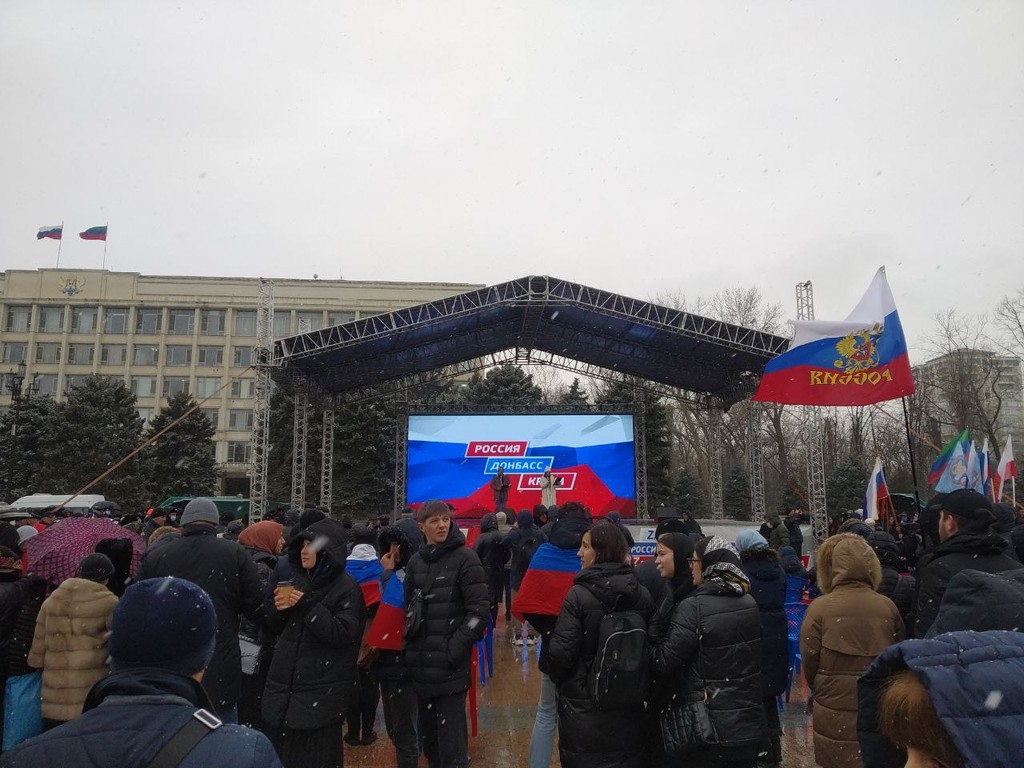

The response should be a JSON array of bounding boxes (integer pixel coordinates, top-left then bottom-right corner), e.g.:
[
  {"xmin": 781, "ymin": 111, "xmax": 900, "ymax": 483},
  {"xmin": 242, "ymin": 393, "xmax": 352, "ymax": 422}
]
[{"xmin": 994, "ymin": 288, "xmax": 1024, "ymax": 353}]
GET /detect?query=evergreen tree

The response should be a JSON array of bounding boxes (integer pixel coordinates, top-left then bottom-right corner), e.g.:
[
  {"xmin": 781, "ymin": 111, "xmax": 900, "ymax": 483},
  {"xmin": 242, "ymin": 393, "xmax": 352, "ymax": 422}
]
[
  {"xmin": 463, "ymin": 365, "xmax": 543, "ymax": 406},
  {"xmin": 558, "ymin": 378, "xmax": 590, "ymax": 406},
  {"xmin": 331, "ymin": 399, "xmax": 396, "ymax": 518},
  {"xmin": 673, "ymin": 465, "xmax": 707, "ymax": 517},
  {"xmin": 41, "ymin": 377, "xmax": 146, "ymax": 509},
  {"xmin": 722, "ymin": 467, "xmax": 753, "ymax": 520},
  {"xmin": 0, "ymin": 396, "xmax": 57, "ymax": 501},
  {"xmin": 141, "ymin": 391, "xmax": 219, "ymax": 504},
  {"xmin": 827, "ymin": 453, "xmax": 870, "ymax": 516}
]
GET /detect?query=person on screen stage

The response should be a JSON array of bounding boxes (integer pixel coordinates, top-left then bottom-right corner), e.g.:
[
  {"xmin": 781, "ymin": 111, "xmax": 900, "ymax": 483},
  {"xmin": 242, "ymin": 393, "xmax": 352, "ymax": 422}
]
[
  {"xmin": 491, "ymin": 467, "xmax": 511, "ymax": 512},
  {"xmin": 540, "ymin": 469, "xmax": 560, "ymax": 508}
]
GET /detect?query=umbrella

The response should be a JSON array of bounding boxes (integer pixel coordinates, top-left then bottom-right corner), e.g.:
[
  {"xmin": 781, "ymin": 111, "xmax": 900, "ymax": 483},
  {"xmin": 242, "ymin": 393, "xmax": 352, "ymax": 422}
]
[
  {"xmin": 23, "ymin": 517, "xmax": 145, "ymax": 586},
  {"xmin": 90, "ymin": 500, "xmax": 122, "ymax": 518}
]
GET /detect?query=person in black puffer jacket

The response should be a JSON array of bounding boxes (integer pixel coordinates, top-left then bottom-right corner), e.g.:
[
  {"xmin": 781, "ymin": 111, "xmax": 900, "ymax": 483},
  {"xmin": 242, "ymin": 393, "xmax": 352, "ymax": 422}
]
[
  {"xmin": 649, "ymin": 535, "xmax": 764, "ymax": 768},
  {"xmin": 403, "ymin": 500, "xmax": 489, "ymax": 768},
  {"xmin": 473, "ymin": 513, "xmax": 506, "ymax": 626},
  {"xmin": 546, "ymin": 522, "xmax": 654, "ymax": 768},
  {"xmin": 736, "ymin": 530, "xmax": 787, "ymax": 768},
  {"xmin": 867, "ymin": 530, "xmax": 915, "ymax": 630},
  {"xmin": 261, "ymin": 519, "xmax": 365, "ymax": 768},
  {"xmin": 783, "ymin": 514, "xmax": 803, "ymax": 556}
]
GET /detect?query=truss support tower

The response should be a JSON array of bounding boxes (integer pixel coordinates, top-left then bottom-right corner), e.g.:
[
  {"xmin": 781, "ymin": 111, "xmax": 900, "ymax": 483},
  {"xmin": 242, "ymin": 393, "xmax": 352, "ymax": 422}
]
[
  {"xmin": 248, "ymin": 278, "xmax": 274, "ymax": 522},
  {"xmin": 393, "ymin": 393, "xmax": 409, "ymax": 517},
  {"xmin": 633, "ymin": 389, "xmax": 649, "ymax": 517},
  {"xmin": 748, "ymin": 404, "xmax": 766, "ymax": 521},
  {"xmin": 796, "ymin": 281, "xmax": 829, "ymax": 543},
  {"xmin": 320, "ymin": 409, "xmax": 335, "ymax": 510},
  {"xmin": 708, "ymin": 406, "xmax": 724, "ymax": 519},
  {"xmin": 291, "ymin": 391, "xmax": 309, "ymax": 511}
]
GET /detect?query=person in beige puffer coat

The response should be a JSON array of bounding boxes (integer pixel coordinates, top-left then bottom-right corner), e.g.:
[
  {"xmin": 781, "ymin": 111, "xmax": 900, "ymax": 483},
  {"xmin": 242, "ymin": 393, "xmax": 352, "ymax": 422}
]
[
  {"xmin": 799, "ymin": 533, "xmax": 904, "ymax": 768},
  {"xmin": 28, "ymin": 553, "xmax": 119, "ymax": 727}
]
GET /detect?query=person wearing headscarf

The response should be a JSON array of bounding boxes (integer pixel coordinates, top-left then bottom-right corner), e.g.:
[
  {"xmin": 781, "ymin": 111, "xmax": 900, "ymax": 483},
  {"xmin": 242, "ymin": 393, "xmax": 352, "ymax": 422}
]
[
  {"xmin": 649, "ymin": 535, "xmax": 764, "ymax": 768},
  {"xmin": 800, "ymin": 533, "xmax": 904, "ymax": 768}
]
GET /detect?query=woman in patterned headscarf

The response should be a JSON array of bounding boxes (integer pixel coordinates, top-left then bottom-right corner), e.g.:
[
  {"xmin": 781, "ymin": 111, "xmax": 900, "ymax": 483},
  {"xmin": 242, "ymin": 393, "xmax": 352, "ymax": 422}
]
[{"xmin": 648, "ymin": 536, "xmax": 765, "ymax": 768}]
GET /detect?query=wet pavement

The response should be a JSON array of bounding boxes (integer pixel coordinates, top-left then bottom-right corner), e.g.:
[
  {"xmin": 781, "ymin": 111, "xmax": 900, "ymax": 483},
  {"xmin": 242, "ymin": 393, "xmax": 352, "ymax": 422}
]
[{"xmin": 346, "ymin": 616, "xmax": 817, "ymax": 767}]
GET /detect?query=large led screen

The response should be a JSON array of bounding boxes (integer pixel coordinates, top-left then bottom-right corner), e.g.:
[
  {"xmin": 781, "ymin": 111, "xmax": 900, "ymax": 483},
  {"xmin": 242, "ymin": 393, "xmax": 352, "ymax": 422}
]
[{"xmin": 406, "ymin": 413, "xmax": 636, "ymax": 517}]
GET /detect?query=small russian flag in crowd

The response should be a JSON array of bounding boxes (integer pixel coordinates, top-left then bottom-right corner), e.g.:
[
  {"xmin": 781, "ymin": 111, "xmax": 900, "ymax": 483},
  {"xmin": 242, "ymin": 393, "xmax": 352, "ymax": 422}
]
[
  {"xmin": 347, "ymin": 557, "xmax": 384, "ymax": 607},
  {"xmin": 863, "ymin": 458, "xmax": 890, "ymax": 521},
  {"xmin": 511, "ymin": 543, "xmax": 582, "ymax": 621},
  {"xmin": 366, "ymin": 573, "xmax": 406, "ymax": 651},
  {"xmin": 79, "ymin": 225, "xmax": 107, "ymax": 241},
  {"xmin": 995, "ymin": 435, "xmax": 1017, "ymax": 502},
  {"xmin": 37, "ymin": 225, "xmax": 62, "ymax": 240}
]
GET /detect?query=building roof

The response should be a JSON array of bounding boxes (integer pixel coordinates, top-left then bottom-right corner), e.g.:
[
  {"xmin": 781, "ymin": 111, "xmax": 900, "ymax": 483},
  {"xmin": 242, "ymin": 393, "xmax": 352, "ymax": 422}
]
[{"xmin": 273, "ymin": 275, "xmax": 789, "ymax": 404}]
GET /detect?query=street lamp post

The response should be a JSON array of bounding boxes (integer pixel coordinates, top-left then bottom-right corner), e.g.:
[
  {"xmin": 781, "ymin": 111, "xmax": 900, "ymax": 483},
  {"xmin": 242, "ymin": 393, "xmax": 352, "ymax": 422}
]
[{"xmin": 5, "ymin": 361, "xmax": 37, "ymax": 498}]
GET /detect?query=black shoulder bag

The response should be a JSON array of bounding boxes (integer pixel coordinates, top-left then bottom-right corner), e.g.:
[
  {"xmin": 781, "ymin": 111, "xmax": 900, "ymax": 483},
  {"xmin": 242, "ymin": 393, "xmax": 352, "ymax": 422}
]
[
  {"xmin": 143, "ymin": 709, "xmax": 222, "ymax": 768},
  {"xmin": 403, "ymin": 567, "xmax": 441, "ymax": 641},
  {"xmin": 658, "ymin": 601, "xmax": 718, "ymax": 754}
]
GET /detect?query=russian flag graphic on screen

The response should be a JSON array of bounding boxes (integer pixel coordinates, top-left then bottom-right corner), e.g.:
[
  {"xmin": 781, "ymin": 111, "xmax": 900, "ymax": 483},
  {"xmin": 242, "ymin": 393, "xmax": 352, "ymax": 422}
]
[{"xmin": 406, "ymin": 413, "xmax": 636, "ymax": 517}]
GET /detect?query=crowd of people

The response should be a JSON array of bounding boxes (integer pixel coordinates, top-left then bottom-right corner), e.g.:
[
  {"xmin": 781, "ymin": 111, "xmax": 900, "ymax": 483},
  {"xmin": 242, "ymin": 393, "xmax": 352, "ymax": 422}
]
[{"xmin": 0, "ymin": 488, "xmax": 1023, "ymax": 767}]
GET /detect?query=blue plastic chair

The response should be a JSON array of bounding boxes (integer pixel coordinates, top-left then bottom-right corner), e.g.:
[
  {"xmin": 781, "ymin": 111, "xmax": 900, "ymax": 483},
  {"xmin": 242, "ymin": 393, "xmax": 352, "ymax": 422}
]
[
  {"xmin": 475, "ymin": 616, "xmax": 494, "ymax": 685},
  {"xmin": 784, "ymin": 601, "xmax": 808, "ymax": 703}
]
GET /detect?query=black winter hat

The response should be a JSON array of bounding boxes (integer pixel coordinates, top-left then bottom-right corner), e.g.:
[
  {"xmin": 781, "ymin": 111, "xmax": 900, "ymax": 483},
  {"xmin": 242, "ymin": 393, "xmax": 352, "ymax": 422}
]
[
  {"xmin": 941, "ymin": 489, "xmax": 995, "ymax": 527},
  {"xmin": 108, "ymin": 577, "xmax": 217, "ymax": 676},
  {"xmin": 349, "ymin": 525, "xmax": 378, "ymax": 549},
  {"xmin": 76, "ymin": 553, "xmax": 115, "ymax": 582}
]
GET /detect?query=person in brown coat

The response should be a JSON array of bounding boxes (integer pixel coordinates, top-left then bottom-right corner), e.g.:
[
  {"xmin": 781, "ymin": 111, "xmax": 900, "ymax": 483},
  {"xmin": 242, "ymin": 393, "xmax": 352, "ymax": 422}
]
[
  {"xmin": 28, "ymin": 553, "xmax": 119, "ymax": 729},
  {"xmin": 799, "ymin": 534, "xmax": 904, "ymax": 768}
]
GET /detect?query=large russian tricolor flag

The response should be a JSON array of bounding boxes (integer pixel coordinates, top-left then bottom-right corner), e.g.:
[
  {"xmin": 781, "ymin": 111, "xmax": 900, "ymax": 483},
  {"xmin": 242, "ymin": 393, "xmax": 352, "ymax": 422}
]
[
  {"xmin": 511, "ymin": 543, "xmax": 581, "ymax": 621},
  {"xmin": 79, "ymin": 225, "xmax": 107, "ymax": 241},
  {"xmin": 347, "ymin": 557, "xmax": 384, "ymax": 607},
  {"xmin": 37, "ymin": 225, "xmax": 62, "ymax": 240},
  {"xmin": 366, "ymin": 572, "xmax": 406, "ymax": 651},
  {"xmin": 753, "ymin": 268, "xmax": 915, "ymax": 406}
]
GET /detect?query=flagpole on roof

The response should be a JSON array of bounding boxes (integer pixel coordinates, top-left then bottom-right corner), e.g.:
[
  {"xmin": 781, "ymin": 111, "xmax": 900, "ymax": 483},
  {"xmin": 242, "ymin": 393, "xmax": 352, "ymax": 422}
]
[
  {"xmin": 55, "ymin": 221, "xmax": 64, "ymax": 269},
  {"xmin": 101, "ymin": 223, "xmax": 109, "ymax": 270},
  {"xmin": 900, "ymin": 397, "xmax": 923, "ymax": 513}
]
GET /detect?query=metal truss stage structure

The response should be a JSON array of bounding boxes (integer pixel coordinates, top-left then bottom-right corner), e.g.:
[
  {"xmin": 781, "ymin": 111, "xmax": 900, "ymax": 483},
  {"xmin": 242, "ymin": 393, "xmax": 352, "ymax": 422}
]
[{"xmin": 254, "ymin": 275, "xmax": 788, "ymax": 520}]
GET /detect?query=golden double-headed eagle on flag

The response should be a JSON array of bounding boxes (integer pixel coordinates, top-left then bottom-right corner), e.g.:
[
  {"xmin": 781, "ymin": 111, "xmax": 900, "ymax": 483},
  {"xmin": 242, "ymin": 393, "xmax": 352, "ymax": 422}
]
[{"xmin": 833, "ymin": 323, "xmax": 883, "ymax": 373}]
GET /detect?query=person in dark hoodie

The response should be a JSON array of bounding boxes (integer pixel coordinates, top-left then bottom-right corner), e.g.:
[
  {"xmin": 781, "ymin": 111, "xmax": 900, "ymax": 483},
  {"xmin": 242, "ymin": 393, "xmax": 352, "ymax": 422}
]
[
  {"xmin": 868, "ymin": 530, "xmax": 916, "ymax": 630},
  {"xmin": 501, "ymin": 509, "xmax": 547, "ymax": 644},
  {"xmin": 736, "ymin": 530, "xmax": 788, "ymax": 768},
  {"xmin": 923, "ymin": 567, "xmax": 1024, "ymax": 638},
  {"xmin": 403, "ymin": 500, "xmax": 489, "ymax": 768},
  {"xmin": 634, "ymin": 517, "xmax": 690, "ymax": 608},
  {"xmin": 778, "ymin": 544, "xmax": 811, "ymax": 602},
  {"xmin": 783, "ymin": 512, "xmax": 804, "ymax": 556},
  {"xmin": 261, "ymin": 518, "xmax": 365, "ymax": 768},
  {"xmin": 473, "ymin": 513, "xmax": 506, "ymax": 626},
  {"xmin": 912, "ymin": 489, "xmax": 1020, "ymax": 637},
  {"xmin": 546, "ymin": 522, "xmax": 654, "ymax": 768}
]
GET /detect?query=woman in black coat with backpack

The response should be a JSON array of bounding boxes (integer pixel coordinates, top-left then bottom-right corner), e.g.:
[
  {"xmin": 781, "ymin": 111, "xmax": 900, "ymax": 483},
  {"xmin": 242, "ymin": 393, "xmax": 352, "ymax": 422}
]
[
  {"xmin": 649, "ymin": 535, "xmax": 764, "ymax": 768},
  {"xmin": 261, "ymin": 518, "xmax": 365, "ymax": 768},
  {"xmin": 547, "ymin": 522, "xmax": 654, "ymax": 768}
]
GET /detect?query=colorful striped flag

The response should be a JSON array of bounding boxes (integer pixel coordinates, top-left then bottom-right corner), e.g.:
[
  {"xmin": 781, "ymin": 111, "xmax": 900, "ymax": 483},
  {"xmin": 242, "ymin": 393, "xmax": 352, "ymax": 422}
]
[
  {"xmin": 511, "ymin": 542, "xmax": 581, "ymax": 621},
  {"xmin": 79, "ymin": 225, "xmax": 107, "ymax": 241},
  {"xmin": 929, "ymin": 429, "xmax": 970, "ymax": 487},
  {"xmin": 978, "ymin": 438, "xmax": 992, "ymax": 499},
  {"xmin": 863, "ymin": 458, "xmax": 890, "ymax": 521},
  {"xmin": 347, "ymin": 557, "xmax": 384, "ymax": 607},
  {"xmin": 366, "ymin": 572, "xmax": 406, "ymax": 651},
  {"xmin": 37, "ymin": 225, "xmax": 62, "ymax": 240},
  {"xmin": 995, "ymin": 435, "xmax": 1017, "ymax": 502}
]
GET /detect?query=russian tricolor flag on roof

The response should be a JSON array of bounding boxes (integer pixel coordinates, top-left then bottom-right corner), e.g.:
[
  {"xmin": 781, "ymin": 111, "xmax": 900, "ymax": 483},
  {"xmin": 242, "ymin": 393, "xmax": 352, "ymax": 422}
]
[
  {"xmin": 753, "ymin": 267, "xmax": 915, "ymax": 406},
  {"xmin": 366, "ymin": 572, "xmax": 406, "ymax": 651},
  {"xmin": 37, "ymin": 225, "xmax": 62, "ymax": 240},
  {"xmin": 511, "ymin": 543, "xmax": 581, "ymax": 621}
]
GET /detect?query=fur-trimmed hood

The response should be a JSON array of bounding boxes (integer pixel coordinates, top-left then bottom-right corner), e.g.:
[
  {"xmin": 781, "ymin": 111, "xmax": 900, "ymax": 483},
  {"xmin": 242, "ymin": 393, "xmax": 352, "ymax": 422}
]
[{"xmin": 816, "ymin": 533, "xmax": 881, "ymax": 593}]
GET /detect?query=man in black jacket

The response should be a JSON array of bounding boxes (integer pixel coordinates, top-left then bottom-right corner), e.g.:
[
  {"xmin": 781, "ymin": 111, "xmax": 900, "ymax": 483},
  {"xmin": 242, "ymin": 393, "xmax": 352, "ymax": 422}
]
[
  {"xmin": 403, "ymin": 500, "xmax": 489, "ymax": 768},
  {"xmin": 912, "ymin": 489, "xmax": 1020, "ymax": 637},
  {"xmin": 136, "ymin": 497, "xmax": 264, "ymax": 723},
  {"xmin": 472, "ymin": 513, "xmax": 506, "ymax": 626}
]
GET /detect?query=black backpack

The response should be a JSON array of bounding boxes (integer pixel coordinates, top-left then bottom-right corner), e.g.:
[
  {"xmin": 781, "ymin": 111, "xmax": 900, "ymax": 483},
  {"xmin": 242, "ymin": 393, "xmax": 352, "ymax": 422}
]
[{"xmin": 586, "ymin": 590, "xmax": 649, "ymax": 711}]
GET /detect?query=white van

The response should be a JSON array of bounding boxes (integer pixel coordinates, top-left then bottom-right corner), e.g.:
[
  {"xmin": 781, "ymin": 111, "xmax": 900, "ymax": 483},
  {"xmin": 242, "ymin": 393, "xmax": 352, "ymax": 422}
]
[{"xmin": 12, "ymin": 493, "xmax": 106, "ymax": 516}]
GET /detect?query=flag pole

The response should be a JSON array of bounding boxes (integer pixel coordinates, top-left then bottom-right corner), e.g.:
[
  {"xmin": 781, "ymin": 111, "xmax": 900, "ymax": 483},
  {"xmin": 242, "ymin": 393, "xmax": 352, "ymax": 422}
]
[
  {"xmin": 901, "ymin": 397, "xmax": 923, "ymax": 512},
  {"xmin": 55, "ymin": 220, "xmax": 64, "ymax": 269},
  {"xmin": 101, "ymin": 223, "xmax": 109, "ymax": 270}
]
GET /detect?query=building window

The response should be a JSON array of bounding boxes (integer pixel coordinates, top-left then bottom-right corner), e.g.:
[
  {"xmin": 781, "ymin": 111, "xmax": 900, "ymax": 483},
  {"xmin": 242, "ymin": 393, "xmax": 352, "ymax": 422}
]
[
  {"xmin": 234, "ymin": 310, "xmax": 257, "ymax": 337},
  {"xmin": 227, "ymin": 441, "xmax": 251, "ymax": 463},
  {"xmin": 297, "ymin": 312, "xmax": 323, "ymax": 333},
  {"xmin": 100, "ymin": 344, "xmax": 127, "ymax": 366},
  {"xmin": 35, "ymin": 374, "xmax": 57, "ymax": 397},
  {"xmin": 200, "ymin": 310, "xmax": 226, "ymax": 336},
  {"xmin": 68, "ymin": 343, "xmax": 96, "ymax": 365},
  {"xmin": 201, "ymin": 408, "xmax": 220, "ymax": 428},
  {"xmin": 2, "ymin": 343, "xmax": 27, "ymax": 363},
  {"xmin": 135, "ymin": 308, "xmax": 162, "ymax": 335},
  {"xmin": 35, "ymin": 343, "xmax": 61, "ymax": 364},
  {"xmin": 71, "ymin": 306, "xmax": 99, "ymax": 334},
  {"xmin": 131, "ymin": 376, "xmax": 157, "ymax": 397},
  {"xmin": 5, "ymin": 306, "xmax": 31, "ymax": 332},
  {"xmin": 197, "ymin": 346, "xmax": 223, "ymax": 367},
  {"xmin": 38, "ymin": 307, "xmax": 65, "ymax": 333},
  {"xmin": 228, "ymin": 409, "xmax": 254, "ymax": 431},
  {"xmin": 103, "ymin": 307, "xmax": 130, "ymax": 334},
  {"xmin": 165, "ymin": 345, "xmax": 192, "ymax": 367},
  {"xmin": 168, "ymin": 309, "xmax": 195, "ymax": 335},
  {"xmin": 64, "ymin": 374, "xmax": 91, "ymax": 391},
  {"xmin": 231, "ymin": 378, "xmax": 255, "ymax": 399},
  {"xmin": 329, "ymin": 311, "xmax": 356, "ymax": 326},
  {"xmin": 137, "ymin": 407, "xmax": 154, "ymax": 428},
  {"xmin": 196, "ymin": 377, "xmax": 221, "ymax": 398},
  {"xmin": 273, "ymin": 311, "xmax": 291, "ymax": 338},
  {"xmin": 232, "ymin": 346, "xmax": 253, "ymax": 367},
  {"xmin": 133, "ymin": 344, "xmax": 159, "ymax": 366},
  {"xmin": 163, "ymin": 376, "xmax": 189, "ymax": 397}
]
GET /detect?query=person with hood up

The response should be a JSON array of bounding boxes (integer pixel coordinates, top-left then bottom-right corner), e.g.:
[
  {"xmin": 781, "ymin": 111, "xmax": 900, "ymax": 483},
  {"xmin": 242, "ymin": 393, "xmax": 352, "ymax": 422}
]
[
  {"xmin": 546, "ymin": 522, "xmax": 654, "ymax": 768},
  {"xmin": 261, "ymin": 518, "xmax": 365, "ymax": 768},
  {"xmin": 649, "ymin": 535, "xmax": 764, "ymax": 768},
  {"xmin": 501, "ymin": 509, "xmax": 547, "ymax": 644},
  {"xmin": 783, "ymin": 512, "xmax": 804, "ymax": 556},
  {"xmin": 605, "ymin": 511, "xmax": 635, "ymax": 550},
  {"xmin": 800, "ymin": 533, "xmax": 904, "ymax": 768},
  {"xmin": 760, "ymin": 512, "xmax": 789, "ymax": 552},
  {"xmin": 736, "ymin": 530, "xmax": 788, "ymax": 768},
  {"xmin": 911, "ymin": 489, "xmax": 1020, "ymax": 638},
  {"xmin": 867, "ymin": 531, "xmax": 915, "ymax": 630},
  {"xmin": 403, "ymin": 500, "xmax": 489, "ymax": 768},
  {"xmin": 778, "ymin": 545, "xmax": 811, "ymax": 602},
  {"xmin": 473, "ymin": 512, "xmax": 506, "ymax": 626},
  {"xmin": 29, "ymin": 553, "xmax": 119, "ymax": 729}
]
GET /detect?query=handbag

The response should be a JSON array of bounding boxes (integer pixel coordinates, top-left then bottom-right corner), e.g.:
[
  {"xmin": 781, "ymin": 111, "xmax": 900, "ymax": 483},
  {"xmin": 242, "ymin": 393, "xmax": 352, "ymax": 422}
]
[
  {"xmin": 659, "ymin": 602, "xmax": 718, "ymax": 753},
  {"xmin": 403, "ymin": 568, "xmax": 440, "ymax": 641},
  {"xmin": 3, "ymin": 671, "xmax": 42, "ymax": 751},
  {"xmin": 238, "ymin": 633, "xmax": 261, "ymax": 676}
]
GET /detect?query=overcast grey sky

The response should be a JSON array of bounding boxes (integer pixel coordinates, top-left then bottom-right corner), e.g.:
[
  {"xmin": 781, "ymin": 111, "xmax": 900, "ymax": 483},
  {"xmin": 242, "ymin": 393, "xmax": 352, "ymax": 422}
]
[{"xmin": 3, "ymin": 2, "xmax": 1022, "ymax": 358}]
